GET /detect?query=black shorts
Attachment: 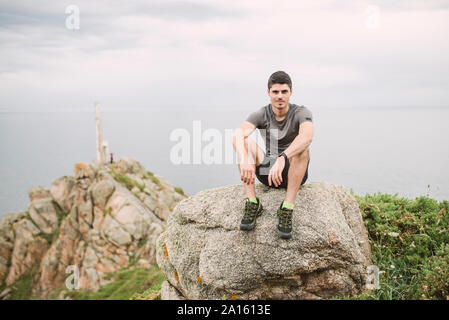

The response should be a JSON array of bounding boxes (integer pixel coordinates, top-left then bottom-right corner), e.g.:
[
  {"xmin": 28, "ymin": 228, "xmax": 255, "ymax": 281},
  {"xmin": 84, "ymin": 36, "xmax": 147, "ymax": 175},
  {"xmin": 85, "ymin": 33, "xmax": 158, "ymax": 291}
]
[{"xmin": 255, "ymin": 154, "xmax": 309, "ymax": 189}]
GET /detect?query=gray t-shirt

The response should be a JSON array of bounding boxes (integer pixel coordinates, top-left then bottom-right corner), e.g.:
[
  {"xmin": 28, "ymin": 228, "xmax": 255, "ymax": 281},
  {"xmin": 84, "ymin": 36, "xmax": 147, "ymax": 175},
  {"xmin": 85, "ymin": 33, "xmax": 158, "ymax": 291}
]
[{"xmin": 246, "ymin": 104, "xmax": 313, "ymax": 156}]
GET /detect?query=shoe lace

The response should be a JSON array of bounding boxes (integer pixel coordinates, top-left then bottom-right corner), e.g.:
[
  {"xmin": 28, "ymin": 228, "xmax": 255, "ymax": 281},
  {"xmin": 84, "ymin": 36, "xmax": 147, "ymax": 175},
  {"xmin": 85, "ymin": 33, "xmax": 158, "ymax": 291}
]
[
  {"xmin": 278, "ymin": 208, "xmax": 293, "ymax": 228},
  {"xmin": 243, "ymin": 201, "xmax": 258, "ymax": 220}
]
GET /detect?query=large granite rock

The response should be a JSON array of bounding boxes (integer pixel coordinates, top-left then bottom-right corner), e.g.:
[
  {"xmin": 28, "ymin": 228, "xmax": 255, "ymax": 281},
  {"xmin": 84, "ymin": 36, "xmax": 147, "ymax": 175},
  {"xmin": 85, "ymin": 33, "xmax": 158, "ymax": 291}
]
[{"xmin": 156, "ymin": 182, "xmax": 371, "ymax": 300}]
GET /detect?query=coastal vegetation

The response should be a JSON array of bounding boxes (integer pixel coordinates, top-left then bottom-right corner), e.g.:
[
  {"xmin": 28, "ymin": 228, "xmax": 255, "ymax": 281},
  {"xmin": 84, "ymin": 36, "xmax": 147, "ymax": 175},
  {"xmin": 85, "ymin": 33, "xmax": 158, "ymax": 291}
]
[{"xmin": 339, "ymin": 191, "xmax": 449, "ymax": 300}]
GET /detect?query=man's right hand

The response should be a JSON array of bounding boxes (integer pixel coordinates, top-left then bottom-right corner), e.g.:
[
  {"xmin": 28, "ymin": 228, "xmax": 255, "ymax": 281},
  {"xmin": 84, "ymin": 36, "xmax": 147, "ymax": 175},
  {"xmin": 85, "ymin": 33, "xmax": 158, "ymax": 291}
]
[{"xmin": 240, "ymin": 163, "xmax": 255, "ymax": 185}]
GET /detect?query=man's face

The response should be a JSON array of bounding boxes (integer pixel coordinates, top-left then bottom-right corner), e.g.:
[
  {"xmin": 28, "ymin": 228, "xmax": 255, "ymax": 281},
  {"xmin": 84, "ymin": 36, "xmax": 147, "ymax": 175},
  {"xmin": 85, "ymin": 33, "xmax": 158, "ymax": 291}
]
[{"xmin": 267, "ymin": 83, "xmax": 292, "ymax": 110}]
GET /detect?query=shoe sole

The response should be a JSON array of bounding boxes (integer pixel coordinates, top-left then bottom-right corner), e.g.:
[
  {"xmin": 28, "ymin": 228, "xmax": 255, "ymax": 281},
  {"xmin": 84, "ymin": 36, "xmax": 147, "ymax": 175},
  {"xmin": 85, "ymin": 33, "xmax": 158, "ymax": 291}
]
[
  {"xmin": 277, "ymin": 229, "xmax": 292, "ymax": 239},
  {"xmin": 240, "ymin": 207, "xmax": 263, "ymax": 231}
]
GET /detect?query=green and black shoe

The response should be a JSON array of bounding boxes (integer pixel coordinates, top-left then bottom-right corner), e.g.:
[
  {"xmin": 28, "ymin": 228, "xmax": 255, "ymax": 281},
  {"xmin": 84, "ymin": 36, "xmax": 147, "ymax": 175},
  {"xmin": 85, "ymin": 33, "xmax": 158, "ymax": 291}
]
[
  {"xmin": 240, "ymin": 198, "xmax": 263, "ymax": 231},
  {"xmin": 277, "ymin": 204, "xmax": 293, "ymax": 239}
]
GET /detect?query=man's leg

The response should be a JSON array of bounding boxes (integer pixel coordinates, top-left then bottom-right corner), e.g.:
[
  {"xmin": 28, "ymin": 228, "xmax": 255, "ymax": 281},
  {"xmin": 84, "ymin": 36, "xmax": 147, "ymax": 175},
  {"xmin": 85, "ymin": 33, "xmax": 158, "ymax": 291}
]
[
  {"xmin": 284, "ymin": 148, "xmax": 310, "ymax": 204},
  {"xmin": 276, "ymin": 148, "xmax": 310, "ymax": 239},
  {"xmin": 233, "ymin": 137, "xmax": 265, "ymax": 231},
  {"xmin": 233, "ymin": 137, "xmax": 265, "ymax": 198}
]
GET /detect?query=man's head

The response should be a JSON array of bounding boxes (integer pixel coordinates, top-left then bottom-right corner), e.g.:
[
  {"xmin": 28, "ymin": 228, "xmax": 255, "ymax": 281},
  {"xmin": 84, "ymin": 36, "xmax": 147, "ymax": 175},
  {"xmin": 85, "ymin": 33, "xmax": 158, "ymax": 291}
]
[{"xmin": 267, "ymin": 71, "xmax": 293, "ymax": 111}]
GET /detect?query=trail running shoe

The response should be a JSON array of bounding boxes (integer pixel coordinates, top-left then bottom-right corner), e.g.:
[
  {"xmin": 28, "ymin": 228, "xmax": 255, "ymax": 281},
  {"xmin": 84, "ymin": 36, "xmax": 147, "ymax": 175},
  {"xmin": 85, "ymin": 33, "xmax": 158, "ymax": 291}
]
[
  {"xmin": 240, "ymin": 198, "xmax": 263, "ymax": 231},
  {"xmin": 277, "ymin": 204, "xmax": 293, "ymax": 239}
]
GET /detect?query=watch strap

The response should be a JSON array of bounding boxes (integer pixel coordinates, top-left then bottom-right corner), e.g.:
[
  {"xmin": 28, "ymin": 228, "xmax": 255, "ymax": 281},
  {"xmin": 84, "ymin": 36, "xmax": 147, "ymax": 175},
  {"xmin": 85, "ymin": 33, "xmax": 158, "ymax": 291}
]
[{"xmin": 279, "ymin": 152, "xmax": 288, "ymax": 162}]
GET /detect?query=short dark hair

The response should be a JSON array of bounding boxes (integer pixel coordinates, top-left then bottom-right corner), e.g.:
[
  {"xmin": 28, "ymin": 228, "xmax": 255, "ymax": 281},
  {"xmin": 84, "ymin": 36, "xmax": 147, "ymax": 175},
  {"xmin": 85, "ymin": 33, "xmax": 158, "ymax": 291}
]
[{"xmin": 268, "ymin": 71, "xmax": 292, "ymax": 89}]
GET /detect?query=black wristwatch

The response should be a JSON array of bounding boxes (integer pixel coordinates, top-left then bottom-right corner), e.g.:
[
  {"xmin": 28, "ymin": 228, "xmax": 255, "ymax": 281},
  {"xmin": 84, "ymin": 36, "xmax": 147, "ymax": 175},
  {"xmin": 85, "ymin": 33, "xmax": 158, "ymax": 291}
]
[{"xmin": 279, "ymin": 152, "xmax": 288, "ymax": 162}]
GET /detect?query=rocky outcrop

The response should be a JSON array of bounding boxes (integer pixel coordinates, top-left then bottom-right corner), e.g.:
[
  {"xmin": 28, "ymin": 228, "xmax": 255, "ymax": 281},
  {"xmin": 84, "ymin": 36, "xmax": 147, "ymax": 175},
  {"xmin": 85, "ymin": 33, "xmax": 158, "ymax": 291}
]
[
  {"xmin": 156, "ymin": 182, "xmax": 371, "ymax": 300},
  {"xmin": 0, "ymin": 158, "xmax": 186, "ymax": 299}
]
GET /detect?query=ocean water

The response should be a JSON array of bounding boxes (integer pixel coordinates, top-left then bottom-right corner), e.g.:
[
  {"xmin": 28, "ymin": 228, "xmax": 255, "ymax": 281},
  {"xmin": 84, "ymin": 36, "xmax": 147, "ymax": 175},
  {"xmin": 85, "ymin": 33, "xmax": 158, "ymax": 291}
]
[{"xmin": 1, "ymin": 106, "xmax": 449, "ymax": 218}]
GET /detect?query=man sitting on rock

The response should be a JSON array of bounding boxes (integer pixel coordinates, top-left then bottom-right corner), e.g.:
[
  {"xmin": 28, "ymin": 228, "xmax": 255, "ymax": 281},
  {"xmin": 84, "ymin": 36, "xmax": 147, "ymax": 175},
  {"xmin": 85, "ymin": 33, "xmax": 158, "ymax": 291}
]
[{"xmin": 232, "ymin": 71, "xmax": 314, "ymax": 239}]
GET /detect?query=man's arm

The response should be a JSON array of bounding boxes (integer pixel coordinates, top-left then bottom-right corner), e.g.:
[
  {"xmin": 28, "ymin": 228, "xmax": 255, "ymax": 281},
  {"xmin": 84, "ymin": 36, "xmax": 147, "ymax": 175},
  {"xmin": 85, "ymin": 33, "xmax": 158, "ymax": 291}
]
[
  {"xmin": 232, "ymin": 121, "xmax": 257, "ymax": 165},
  {"xmin": 232, "ymin": 121, "xmax": 257, "ymax": 185},
  {"xmin": 283, "ymin": 121, "xmax": 314, "ymax": 159}
]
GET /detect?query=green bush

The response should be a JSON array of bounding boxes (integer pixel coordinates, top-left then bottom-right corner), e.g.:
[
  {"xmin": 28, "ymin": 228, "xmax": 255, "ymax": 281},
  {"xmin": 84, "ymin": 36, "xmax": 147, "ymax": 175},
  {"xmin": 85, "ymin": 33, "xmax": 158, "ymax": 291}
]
[
  {"xmin": 412, "ymin": 243, "xmax": 449, "ymax": 299},
  {"xmin": 348, "ymin": 192, "xmax": 449, "ymax": 300}
]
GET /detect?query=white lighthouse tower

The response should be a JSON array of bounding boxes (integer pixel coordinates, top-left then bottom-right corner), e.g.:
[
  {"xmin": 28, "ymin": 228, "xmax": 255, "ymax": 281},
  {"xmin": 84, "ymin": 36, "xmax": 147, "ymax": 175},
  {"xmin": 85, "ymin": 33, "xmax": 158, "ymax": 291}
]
[{"xmin": 95, "ymin": 102, "xmax": 104, "ymax": 165}]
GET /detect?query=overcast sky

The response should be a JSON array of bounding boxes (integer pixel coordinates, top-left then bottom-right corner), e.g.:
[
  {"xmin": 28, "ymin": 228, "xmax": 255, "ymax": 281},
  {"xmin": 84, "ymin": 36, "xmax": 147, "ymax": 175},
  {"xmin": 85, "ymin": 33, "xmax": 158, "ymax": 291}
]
[{"xmin": 0, "ymin": 0, "xmax": 448, "ymax": 111}]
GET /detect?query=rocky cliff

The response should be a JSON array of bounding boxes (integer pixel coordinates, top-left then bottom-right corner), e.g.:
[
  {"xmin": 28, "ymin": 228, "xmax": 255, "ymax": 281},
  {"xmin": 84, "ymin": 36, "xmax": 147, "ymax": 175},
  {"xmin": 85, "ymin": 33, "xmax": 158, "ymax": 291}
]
[
  {"xmin": 156, "ymin": 182, "xmax": 372, "ymax": 300},
  {"xmin": 0, "ymin": 158, "xmax": 186, "ymax": 299}
]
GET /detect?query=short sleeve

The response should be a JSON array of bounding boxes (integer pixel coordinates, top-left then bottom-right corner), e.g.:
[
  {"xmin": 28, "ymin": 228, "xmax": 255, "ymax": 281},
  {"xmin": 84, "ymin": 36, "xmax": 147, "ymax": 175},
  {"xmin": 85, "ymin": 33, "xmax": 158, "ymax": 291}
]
[
  {"xmin": 246, "ymin": 107, "xmax": 265, "ymax": 129},
  {"xmin": 296, "ymin": 106, "xmax": 313, "ymax": 125}
]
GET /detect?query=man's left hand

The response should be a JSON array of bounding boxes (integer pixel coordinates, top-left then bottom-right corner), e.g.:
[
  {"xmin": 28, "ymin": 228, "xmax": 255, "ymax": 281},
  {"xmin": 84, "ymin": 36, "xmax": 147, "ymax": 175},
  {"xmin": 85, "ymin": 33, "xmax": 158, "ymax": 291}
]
[{"xmin": 268, "ymin": 156, "xmax": 285, "ymax": 187}]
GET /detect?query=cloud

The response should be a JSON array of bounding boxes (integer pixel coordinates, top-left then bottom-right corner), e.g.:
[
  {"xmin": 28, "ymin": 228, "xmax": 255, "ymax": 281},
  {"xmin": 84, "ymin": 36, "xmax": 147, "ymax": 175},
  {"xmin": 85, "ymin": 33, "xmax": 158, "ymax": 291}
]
[{"xmin": 0, "ymin": 0, "xmax": 448, "ymax": 110}]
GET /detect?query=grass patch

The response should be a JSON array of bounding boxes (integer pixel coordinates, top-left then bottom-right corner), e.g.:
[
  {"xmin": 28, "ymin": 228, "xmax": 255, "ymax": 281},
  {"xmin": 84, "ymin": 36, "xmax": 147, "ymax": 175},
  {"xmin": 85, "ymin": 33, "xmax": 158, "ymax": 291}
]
[
  {"xmin": 151, "ymin": 177, "xmax": 161, "ymax": 187},
  {"xmin": 136, "ymin": 182, "xmax": 145, "ymax": 192},
  {"xmin": 174, "ymin": 187, "xmax": 185, "ymax": 196},
  {"xmin": 109, "ymin": 167, "xmax": 145, "ymax": 192},
  {"xmin": 103, "ymin": 207, "xmax": 113, "ymax": 217},
  {"xmin": 337, "ymin": 192, "xmax": 449, "ymax": 300},
  {"xmin": 130, "ymin": 270, "xmax": 165, "ymax": 300},
  {"xmin": 7, "ymin": 260, "xmax": 42, "ymax": 300},
  {"xmin": 66, "ymin": 264, "xmax": 165, "ymax": 300},
  {"xmin": 110, "ymin": 169, "xmax": 135, "ymax": 191},
  {"xmin": 38, "ymin": 231, "xmax": 58, "ymax": 245},
  {"xmin": 137, "ymin": 238, "xmax": 148, "ymax": 248},
  {"xmin": 52, "ymin": 200, "xmax": 68, "ymax": 227},
  {"xmin": 144, "ymin": 171, "xmax": 161, "ymax": 188}
]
